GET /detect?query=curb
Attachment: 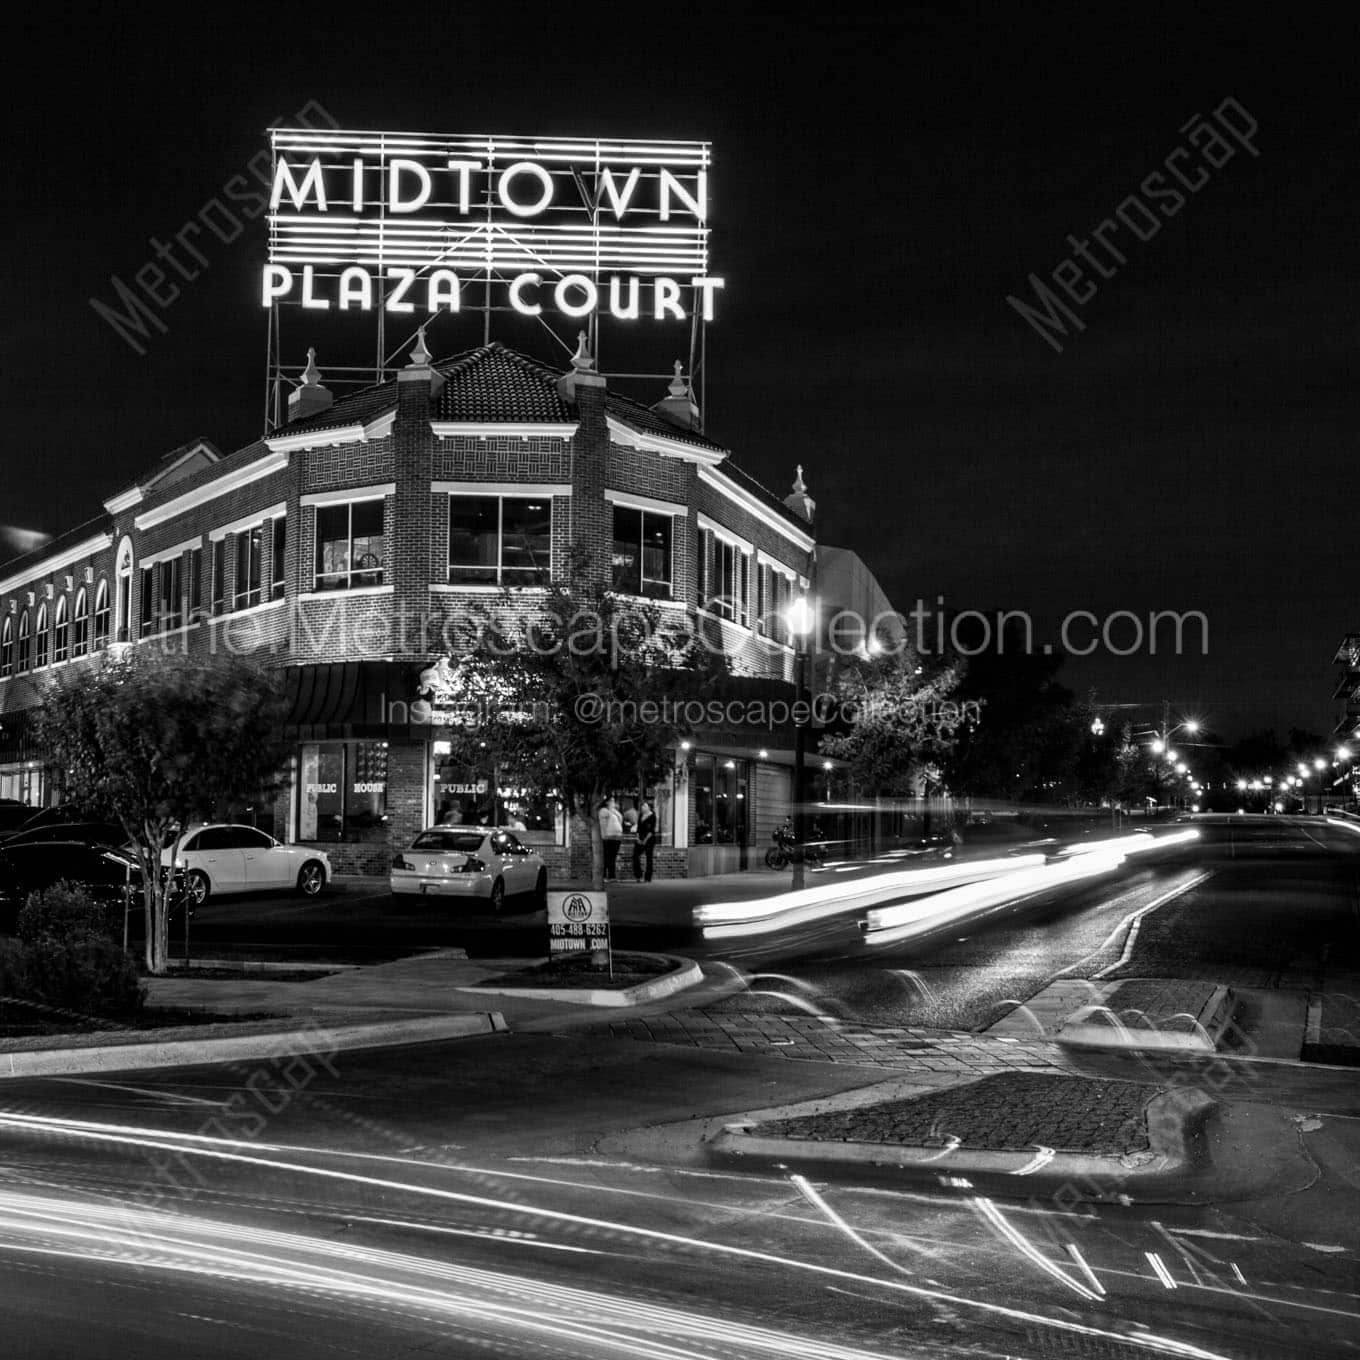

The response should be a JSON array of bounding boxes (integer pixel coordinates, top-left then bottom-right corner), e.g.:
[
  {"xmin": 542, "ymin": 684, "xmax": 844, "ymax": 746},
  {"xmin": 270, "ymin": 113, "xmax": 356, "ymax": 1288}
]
[
  {"xmin": 705, "ymin": 1085, "xmax": 1215, "ymax": 1190},
  {"xmin": 0, "ymin": 1012, "xmax": 507, "ymax": 1079},
  {"xmin": 454, "ymin": 953, "xmax": 704, "ymax": 1008},
  {"xmin": 167, "ymin": 958, "xmax": 364, "ymax": 975},
  {"xmin": 1057, "ymin": 984, "xmax": 1234, "ymax": 1054}
]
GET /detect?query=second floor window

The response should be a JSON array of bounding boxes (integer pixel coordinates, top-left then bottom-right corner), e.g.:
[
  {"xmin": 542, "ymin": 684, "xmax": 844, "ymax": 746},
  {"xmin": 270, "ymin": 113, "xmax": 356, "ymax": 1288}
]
[
  {"xmin": 315, "ymin": 499, "xmax": 385, "ymax": 592},
  {"xmin": 73, "ymin": 587, "xmax": 89, "ymax": 656},
  {"xmin": 139, "ymin": 568, "xmax": 154, "ymax": 638},
  {"xmin": 448, "ymin": 495, "xmax": 551, "ymax": 586},
  {"xmin": 756, "ymin": 562, "xmax": 794, "ymax": 644},
  {"xmin": 701, "ymin": 530, "xmax": 750, "ymax": 626},
  {"xmin": 235, "ymin": 527, "xmax": 263, "ymax": 610},
  {"xmin": 271, "ymin": 519, "xmax": 286, "ymax": 600},
  {"xmin": 611, "ymin": 505, "xmax": 673, "ymax": 600},
  {"xmin": 211, "ymin": 539, "xmax": 226, "ymax": 615},
  {"xmin": 35, "ymin": 602, "xmax": 48, "ymax": 668},
  {"xmin": 53, "ymin": 594, "xmax": 68, "ymax": 663},
  {"xmin": 94, "ymin": 579, "xmax": 110, "ymax": 650},
  {"xmin": 1, "ymin": 615, "xmax": 11, "ymax": 678},
  {"xmin": 16, "ymin": 609, "xmax": 30, "ymax": 673},
  {"xmin": 158, "ymin": 556, "xmax": 183, "ymax": 632}
]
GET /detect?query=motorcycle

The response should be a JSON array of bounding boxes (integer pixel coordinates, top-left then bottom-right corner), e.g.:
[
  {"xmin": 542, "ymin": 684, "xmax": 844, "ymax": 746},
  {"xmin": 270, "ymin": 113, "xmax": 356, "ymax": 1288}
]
[{"xmin": 765, "ymin": 824, "xmax": 828, "ymax": 870}]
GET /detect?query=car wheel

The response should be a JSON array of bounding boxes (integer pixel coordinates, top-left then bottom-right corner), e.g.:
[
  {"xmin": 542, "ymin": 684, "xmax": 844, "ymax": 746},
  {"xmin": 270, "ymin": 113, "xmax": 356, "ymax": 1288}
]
[
  {"xmin": 489, "ymin": 876, "xmax": 506, "ymax": 914},
  {"xmin": 185, "ymin": 870, "xmax": 210, "ymax": 907},
  {"xmin": 532, "ymin": 869, "xmax": 547, "ymax": 911},
  {"xmin": 296, "ymin": 861, "xmax": 326, "ymax": 897}
]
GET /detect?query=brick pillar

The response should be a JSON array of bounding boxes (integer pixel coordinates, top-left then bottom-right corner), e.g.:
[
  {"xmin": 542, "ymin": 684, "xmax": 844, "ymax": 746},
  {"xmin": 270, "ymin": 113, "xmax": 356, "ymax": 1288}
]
[
  {"xmin": 562, "ymin": 367, "xmax": 610, "ymax": 588},
  {"xmin": 393, "ymin": 355, "xmax": 437, "ymax": 659},
  {"xmin": 386, "ymin": 740, "xmax": 428, "ymax": 847}
]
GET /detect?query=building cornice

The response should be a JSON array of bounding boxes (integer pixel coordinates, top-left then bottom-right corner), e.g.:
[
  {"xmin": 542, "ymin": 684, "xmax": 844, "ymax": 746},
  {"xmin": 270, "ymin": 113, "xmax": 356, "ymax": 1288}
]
[
  {"xmin": 697, "ymin": 465, "xmax": 815, "ymax": 553},
  {"xmin": 265, "ymin": 411, "xmax": 396, "ymax": 454},
  {"xmin": 0, "ymin": 532, "xmax": 115, "ymax": 598},
  {"xmin": 431, "ymin": 421, "xmax": 578, "ymax": 440},
  {"xmin": 134, "ymin": 452, "xmax": 291, "ymax": 531},
  {"xmin": 606, "ymin": 414, "xmax": 727, "ymax": 467}
]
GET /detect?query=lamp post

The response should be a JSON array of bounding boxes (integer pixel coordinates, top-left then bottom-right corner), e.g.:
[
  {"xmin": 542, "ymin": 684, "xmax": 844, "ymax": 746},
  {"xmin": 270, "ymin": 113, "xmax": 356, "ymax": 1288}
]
[{"xmin": 786, "ymin": 595, "xmax": 816, "ymax": 890}]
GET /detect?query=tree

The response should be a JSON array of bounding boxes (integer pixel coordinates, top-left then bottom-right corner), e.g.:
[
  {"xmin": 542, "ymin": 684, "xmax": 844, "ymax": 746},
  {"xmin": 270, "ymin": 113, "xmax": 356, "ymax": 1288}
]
[
  {"xmin": 817, "ymin": 648, "xmax": 967, "ymax": 797},
  {"xmin": 438, "ymin": 558, "xmax": 720, "ymax": 889},
  {"xmin": 35, "ymin": 652, "xmax": 288, "ymax": 973}
]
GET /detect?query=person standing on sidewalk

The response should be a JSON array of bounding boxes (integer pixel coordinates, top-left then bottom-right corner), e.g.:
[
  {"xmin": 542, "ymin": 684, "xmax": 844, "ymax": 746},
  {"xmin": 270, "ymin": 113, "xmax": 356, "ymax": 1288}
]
[
  {"xmin": 598, "ymin": 796, "xmax": 624, "ymax": 881},
  {"xmin": 633, "ymin": 800, "xmax": 657, "ymax": 882}
]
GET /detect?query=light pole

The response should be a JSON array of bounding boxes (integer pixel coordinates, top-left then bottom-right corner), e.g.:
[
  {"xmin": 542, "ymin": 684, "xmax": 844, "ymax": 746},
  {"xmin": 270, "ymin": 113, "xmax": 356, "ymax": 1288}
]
[{"xmin": 786, "ymin": 595, "xmax": 816, "ymax": 890}]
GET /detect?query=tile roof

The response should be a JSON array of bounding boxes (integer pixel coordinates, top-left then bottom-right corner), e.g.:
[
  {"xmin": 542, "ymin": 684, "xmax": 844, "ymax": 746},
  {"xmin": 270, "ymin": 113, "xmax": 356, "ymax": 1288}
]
[
  {"xmin": 711, "ymin": 456, "xmax": 813, "ymax": 534},
  {"xmin": 604, "ymin": 389, "xmax": 728, "ymax": 455},
  {"xmin": 432, "ymin": 343, "xmax": 573, "ymax": 423}
]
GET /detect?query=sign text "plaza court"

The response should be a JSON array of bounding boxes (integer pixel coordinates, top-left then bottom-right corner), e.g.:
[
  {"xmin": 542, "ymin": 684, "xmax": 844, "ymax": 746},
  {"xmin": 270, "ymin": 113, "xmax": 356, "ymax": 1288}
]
[{"xmin": 262, "ymin": 129, "xmax": 724, "ymax": 322}]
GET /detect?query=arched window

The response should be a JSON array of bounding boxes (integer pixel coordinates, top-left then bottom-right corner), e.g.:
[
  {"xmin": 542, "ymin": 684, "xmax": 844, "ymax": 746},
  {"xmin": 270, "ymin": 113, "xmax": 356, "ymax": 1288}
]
[
  {"xmin": 16, "ymin": 609, "xmax": 30, "ymax": 674},
  {"xmin": 35, "ymin": 601, "xmax": 48, "ymax": 669},
  {"xmin": 72, "ymin": 587, "xmax": 89, "ymax": 657},
  {"xmin": 53, "ymin": 594, "xmax": 68, "ymax": 663},
  {"xmin": 115, "ymin": 540, "xmax": 134, "ymax": 644},
  {"xmin": 93, "ymin": 579, "xmax": 111, "ymax": 650},
  {"xmin": 0, "ymin": 615, "xmax": 11, "ymax": 679}
]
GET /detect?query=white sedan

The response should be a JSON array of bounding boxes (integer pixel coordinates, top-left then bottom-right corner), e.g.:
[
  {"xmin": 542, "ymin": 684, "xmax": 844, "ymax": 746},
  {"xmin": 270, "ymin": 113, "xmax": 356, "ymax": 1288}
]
[
  {"xmin": 390, "ymin": 827, "xmax": 548, "ymax": 912},
  {"xmin": 168, "ymin": 824, "xmax": 332, "ymax": 906}
]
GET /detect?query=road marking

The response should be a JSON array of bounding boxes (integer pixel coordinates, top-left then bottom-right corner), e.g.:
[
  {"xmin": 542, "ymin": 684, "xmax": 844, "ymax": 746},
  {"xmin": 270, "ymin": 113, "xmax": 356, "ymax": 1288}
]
[
  {"xmin": 1015, "ymin": 1146, "xmax": 1055, "ymax": 1176},
  {"xmin": 1146, "ymin": 1251, "xmax": 1178, "ymax": 1289},
  {"xmin": 1094, "ymin": 871, "xmax": 1215, "ymax": 979},
  {"xmin": 1043, "ymin": 874, "xmax": 1197, "ymax": 985},
  {"xmin": 49, "ymin": 1079, "xmax": 226, "ymax": 1108}
]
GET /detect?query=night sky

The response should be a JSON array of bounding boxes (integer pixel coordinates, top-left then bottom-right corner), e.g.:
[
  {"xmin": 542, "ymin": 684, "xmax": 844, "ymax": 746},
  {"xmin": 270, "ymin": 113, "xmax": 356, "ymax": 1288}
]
[{"xmin": 6, "ymin": 4, "xmax": 1354, "ymax": 740}]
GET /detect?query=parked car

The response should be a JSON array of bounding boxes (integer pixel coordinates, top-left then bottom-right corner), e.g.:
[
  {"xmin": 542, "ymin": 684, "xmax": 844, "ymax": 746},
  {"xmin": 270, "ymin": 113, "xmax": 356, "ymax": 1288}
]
[
  {"xmin": 3, "ymin": 820, "xmax": 129, "ymax": 851},
  {"xmin": 0, "ymin": 840, "xmax": 187, "ymax": 932},
  {"xmin": 0, "ymin": 803, "xmax": 34, "ymax": 836},
  {"xmin": 390, "ymin": 827, "xmax": 548, "ymax": 912},
  {"xmin": 165, "ymin": 824, "xmax": 332, "ymax": 906}
]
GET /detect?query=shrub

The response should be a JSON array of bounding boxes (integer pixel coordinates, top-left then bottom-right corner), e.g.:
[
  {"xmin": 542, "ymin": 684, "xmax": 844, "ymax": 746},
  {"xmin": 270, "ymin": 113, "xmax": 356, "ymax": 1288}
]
[
  {"xmin": 17, "ymin": 880, "xmax": 119, "ymax": 946},
  {"xmin": 5, "ymin": 883, "xmax": 143, "ymax": 1020}
]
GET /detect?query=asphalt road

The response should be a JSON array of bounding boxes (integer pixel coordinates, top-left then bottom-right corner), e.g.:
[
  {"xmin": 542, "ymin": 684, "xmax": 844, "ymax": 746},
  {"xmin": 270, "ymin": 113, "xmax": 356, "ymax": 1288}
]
[
  {"xmin": 4, "ymin": 815, "xmax": 1357, "ymax": 1357},
  {"xmin": 2, "ymin": 1019, "xmax": 1359, "ymax": 1359},
  {"xmin": 718, "ymin": 817, "xmax": 1360, "ymax": 1033}
]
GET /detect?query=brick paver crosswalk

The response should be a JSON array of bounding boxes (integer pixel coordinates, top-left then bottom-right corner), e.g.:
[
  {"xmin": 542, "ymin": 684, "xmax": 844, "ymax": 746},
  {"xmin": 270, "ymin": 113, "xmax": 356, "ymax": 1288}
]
[{"xmin": 581, "ymin": 1009, "xmax": 1082, "ymax": 1075}]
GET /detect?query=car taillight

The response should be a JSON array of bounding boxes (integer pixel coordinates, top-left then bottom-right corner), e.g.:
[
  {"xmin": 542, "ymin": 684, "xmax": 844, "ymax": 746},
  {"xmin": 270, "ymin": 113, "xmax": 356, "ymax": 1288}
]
[
  {"xmin": 392, "ymin": 855, "xmax": 415, "ymax": 871},
  {"xmin": 461, "ymin": 857, "xmax": 485, "ymax": 873}
]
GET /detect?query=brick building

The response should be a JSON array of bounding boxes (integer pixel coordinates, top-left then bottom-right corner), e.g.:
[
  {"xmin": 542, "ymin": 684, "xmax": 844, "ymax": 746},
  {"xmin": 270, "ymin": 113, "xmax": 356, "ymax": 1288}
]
[{"xmin": 0, "ymin": 336, "xmax": 818, "ymax": 879}]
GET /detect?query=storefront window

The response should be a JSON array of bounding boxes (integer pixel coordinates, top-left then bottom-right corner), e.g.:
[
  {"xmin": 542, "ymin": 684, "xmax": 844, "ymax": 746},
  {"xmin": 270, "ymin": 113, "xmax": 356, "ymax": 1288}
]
[
  {"xmin": 691, "ymin": 753, "xmax": 749, "ymax": 846},
  {"xmin": 432, "ymin": 753, "xmax": 564, "ymax": 844},
  {"xmin": 297, "ymin": 740, "xmax": 389, "ymax": 842}
]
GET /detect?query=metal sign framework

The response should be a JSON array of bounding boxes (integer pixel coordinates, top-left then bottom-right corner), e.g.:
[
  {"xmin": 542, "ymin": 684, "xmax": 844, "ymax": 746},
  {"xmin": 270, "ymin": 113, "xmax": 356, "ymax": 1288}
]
[{"xmin": 262, "ymin": 128, "xmax": 715, "ymax": 433}]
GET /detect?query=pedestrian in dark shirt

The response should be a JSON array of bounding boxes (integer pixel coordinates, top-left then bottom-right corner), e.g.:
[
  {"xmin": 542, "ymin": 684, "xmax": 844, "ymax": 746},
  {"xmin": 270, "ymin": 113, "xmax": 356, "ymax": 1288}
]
[{"xmin": 633, "ymin": 800, "xmax": 657, "ymax": 882}]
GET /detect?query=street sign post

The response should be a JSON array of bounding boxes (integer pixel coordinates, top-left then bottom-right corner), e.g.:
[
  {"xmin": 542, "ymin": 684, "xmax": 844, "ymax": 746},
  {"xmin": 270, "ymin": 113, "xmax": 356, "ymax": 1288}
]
[{"xmin": 547, "ymin": 890, "xmax": 611, "ymax": 976}]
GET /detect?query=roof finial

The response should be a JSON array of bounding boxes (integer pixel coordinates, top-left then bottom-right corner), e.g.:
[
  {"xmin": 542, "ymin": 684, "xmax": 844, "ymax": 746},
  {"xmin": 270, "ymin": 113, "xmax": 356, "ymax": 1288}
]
[
  {"xmin": 792, "ymin": 464, "xmax": 807, "ymax": 495},
  {"xmin": 408, "ymin": 325, "xmax": 431, "ymax": 368},
  {"xmin": 301, "ymin": 347, "xmax": 321, "ymax": 387},
  {"xmin": 570, "ymin": 330, "xmax": 595, "ymax": 372},
  {"xmin": 668, "ymin": 359, "xmax": 688, "ymax": 399}
]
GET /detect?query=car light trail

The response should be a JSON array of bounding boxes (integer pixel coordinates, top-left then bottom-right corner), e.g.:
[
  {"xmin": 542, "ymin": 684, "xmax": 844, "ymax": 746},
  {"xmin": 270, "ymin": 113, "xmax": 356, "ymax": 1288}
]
[
  {"xmin": 861, "ymin": 851, "xmax": 1126, "ymax": 947},
  {"xmin": 0, "ymin": 1113, "xmax": 1232, "ymax": 1358},
  {"xmin": 696, "ymin": 855, "xmax": 1048, "ymax": 941}
]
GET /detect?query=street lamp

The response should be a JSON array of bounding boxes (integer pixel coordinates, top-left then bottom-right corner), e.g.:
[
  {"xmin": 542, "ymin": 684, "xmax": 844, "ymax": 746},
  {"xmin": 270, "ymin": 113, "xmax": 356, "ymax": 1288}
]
[{"xmin": 785, "ymin": 594, "xmax": 816, "ymax": 889}]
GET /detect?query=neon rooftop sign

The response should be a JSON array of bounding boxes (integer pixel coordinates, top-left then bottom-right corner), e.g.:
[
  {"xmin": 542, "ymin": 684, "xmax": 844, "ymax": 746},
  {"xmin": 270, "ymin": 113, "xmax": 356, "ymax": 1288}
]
[{"xmin": 262, "ymin": 129, "xmax": 724, "ymax": 322}]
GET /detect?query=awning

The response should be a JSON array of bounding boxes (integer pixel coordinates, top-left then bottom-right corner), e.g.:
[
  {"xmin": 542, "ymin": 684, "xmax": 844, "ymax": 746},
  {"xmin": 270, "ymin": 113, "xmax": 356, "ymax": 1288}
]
[{"xmin": 281, "ymin": 662, "xmax": 430, "ymax": 741}]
